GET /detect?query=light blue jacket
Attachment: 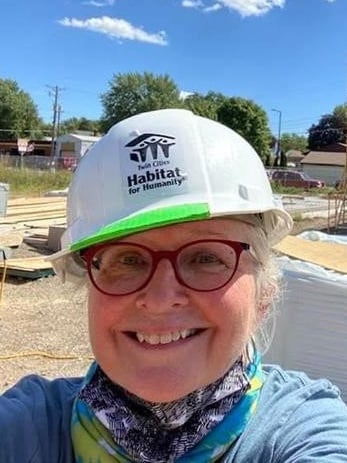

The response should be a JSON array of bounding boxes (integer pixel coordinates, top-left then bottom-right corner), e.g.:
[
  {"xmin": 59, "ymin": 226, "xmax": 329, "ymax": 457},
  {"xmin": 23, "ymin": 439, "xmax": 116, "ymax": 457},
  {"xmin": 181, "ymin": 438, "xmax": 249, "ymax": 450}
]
[{"xmin": 1, "ymin": 365, "xmax": 347, "ymax": 462}]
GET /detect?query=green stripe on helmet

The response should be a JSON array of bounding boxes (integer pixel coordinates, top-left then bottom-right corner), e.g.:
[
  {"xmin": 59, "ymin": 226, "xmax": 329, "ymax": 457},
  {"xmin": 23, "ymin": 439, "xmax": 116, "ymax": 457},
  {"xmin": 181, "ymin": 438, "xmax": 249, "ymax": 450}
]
[{"xmin": 70, "ymin": 203, "xmax": 210, "ymax": 252}]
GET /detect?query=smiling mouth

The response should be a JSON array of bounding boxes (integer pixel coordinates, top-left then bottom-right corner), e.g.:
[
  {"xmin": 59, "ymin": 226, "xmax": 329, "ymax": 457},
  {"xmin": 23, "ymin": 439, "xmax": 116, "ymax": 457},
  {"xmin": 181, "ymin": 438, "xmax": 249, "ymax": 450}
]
[{"xmin": 130, "ymin": 329, "xmax": 200, "ymax": 345}]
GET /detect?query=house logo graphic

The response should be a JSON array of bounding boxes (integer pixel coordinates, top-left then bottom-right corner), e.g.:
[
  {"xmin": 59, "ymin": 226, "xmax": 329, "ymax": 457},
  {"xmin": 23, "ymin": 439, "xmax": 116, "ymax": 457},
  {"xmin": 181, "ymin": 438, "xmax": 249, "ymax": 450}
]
[{"xmin": 125, "ymin": 133, "xmax": 176, "ymax": 163}]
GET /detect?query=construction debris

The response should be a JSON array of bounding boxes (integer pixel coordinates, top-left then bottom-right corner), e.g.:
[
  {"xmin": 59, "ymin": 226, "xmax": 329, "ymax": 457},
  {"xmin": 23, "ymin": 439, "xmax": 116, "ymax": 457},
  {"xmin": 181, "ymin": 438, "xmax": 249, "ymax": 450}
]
[
  {"xmin": 0, "ymin": 256, "xmax": 54, "ymax": 279},
  {"xmin": 0, "ymin": 196, "xmax": 66, "ymax": 280}
]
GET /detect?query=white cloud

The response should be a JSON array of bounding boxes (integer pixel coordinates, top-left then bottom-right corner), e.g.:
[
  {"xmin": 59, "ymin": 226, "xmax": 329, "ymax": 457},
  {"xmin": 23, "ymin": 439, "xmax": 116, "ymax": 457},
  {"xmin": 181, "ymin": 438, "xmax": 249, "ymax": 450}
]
[
  {"xmin": 83, "ymin": 0, "xmax": 115, "ymax": 6},
  {"xmin": 182, "ymin": 0, "xmax": 204, "ymax": 7},
  {"xmin": 183, "ymin": 0, "xmax": 335, "ymax": 16},
  {"xmin": 213, "ymin": 0, "xmax": 285, "ymax": 16},
  {"xmin": 183, "ymin": 0, "xmax": 285, "ymax": 16},
  {"xmin": 203, "ymin": 3, "xmax": 222, "ymax": 12},
  {"xmin": 58, "ymin": 16, "xmax": 168, "ymax": 45}
]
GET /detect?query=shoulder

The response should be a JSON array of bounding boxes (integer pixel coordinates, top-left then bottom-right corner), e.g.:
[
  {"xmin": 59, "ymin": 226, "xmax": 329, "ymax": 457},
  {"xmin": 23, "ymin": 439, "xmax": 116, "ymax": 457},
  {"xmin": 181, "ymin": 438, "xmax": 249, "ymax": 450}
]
[
  {"xmin": 261, "ymin": 363, "xmax": 344, "ymax": 403},
  {"xmin": 226, "ymin": 365, "xmax": 347, "ymax": 462},
  {"xmin": 1, "ymin": 374, "xmax": 83, "ymax": 417},
  {"xmin": 259, "ymin": 364, "xmax": 347, "ymax": 434},
  {"xmin": 0, "ymin": 375, "xmax": 83, "ymax": 462}
]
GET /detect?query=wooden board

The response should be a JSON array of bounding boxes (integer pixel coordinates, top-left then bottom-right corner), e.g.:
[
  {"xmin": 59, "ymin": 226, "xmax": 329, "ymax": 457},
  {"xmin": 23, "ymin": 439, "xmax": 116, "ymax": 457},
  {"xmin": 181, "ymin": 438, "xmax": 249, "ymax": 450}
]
[
  {"xmin": 5, "ymin": 203, "xmax": 66, "ymax": 217},
  {"xmin": 274, "ymin": 235, "xmax": 347, "ymax": 274},
  {"xmin": 0, "ymin": 197, "xmax": 67, "ymax": 278},
  {"xmin": 23, "ymin": 236, "xmax": 48, "ymax": 249},
  {"xmin": 0, "ymin": 211, "xmax": 66, "ymax": 225},
  {"xmin": 0, "ymin": 196, "xmax": 66, "ymax": 232},
  {"xmin": 8, "ymin": 197, "xmax": 66, "ymax": 206},
  {"xmin": 0, "ymin": 232, "xmax": 23, "ymax": 248},
  {"xmin": 23, "ymin": 218, "xmax": 66, "ymax": 228},
  {"xmin": 0, "ymin": 256, "xmax": 55, "ymax": 279}
]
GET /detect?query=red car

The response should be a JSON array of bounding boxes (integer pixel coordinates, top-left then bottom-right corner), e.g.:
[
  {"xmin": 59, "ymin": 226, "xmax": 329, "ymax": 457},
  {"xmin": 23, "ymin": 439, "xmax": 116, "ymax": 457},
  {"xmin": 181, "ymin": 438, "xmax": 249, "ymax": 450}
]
[{"xmin": 271, "ymin": 170, "xmax": 325, "ymax": 189}]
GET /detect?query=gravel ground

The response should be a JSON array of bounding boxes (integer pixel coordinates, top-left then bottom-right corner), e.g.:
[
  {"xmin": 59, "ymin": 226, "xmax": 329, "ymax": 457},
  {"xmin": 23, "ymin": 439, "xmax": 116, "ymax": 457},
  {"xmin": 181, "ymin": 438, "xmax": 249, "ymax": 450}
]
[
  {"xmin": 0, "ymin": 215, "xmax": 334, "ymax": 392},
  {"xmin": 0, "ymin": 254, "xmax": 91, "ymax": 392}
]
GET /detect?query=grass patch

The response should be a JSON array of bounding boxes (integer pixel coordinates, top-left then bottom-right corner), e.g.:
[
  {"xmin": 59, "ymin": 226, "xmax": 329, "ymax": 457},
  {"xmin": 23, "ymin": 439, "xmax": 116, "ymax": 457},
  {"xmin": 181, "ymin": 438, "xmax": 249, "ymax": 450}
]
[
  {"xmin": 0, "ymin": 166, "xmax": 72, "ymax": 197},
  {"xmin": 271, "ymin": 182, "xmax": 335, "ymax": 197}
]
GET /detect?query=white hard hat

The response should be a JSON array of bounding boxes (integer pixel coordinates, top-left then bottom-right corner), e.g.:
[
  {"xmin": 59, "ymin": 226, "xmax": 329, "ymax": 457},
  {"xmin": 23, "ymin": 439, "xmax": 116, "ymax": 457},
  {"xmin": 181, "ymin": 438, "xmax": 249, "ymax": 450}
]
[{"xmin": 49, "ymin": 109, "xmax": 292, "ymax": 278}]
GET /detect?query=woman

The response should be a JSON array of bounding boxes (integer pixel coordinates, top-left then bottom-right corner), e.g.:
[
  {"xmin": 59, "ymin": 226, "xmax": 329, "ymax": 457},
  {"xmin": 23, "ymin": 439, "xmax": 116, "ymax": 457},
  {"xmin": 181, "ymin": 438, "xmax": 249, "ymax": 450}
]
[{"xmin": 1, "ymin": 109, "xmax": 347, "ymax": 462}]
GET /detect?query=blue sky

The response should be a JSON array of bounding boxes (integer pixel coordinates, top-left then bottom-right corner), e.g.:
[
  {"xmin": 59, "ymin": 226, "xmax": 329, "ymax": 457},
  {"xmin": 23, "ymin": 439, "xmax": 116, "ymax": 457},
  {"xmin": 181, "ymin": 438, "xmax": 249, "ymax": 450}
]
[{"xmin": 1, "ymin": 0, "xmax": 346, "ymax": 136}]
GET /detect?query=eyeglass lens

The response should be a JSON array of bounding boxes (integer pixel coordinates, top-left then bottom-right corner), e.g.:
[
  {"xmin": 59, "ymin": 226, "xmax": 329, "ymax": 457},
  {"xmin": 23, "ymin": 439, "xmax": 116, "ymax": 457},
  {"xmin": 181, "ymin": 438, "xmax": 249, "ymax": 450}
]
[{"xmin": 88, "ymin": 241, "xmax": 243, "ymax": 295}]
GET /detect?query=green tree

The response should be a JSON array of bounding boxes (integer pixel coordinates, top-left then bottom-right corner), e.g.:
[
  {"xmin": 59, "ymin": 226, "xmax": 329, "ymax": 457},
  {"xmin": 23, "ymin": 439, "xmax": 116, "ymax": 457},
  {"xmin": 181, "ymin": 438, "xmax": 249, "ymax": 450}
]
[
  {"xmin": 183, "ymin": 91, "xmax": 228, "ymax": 120},
  {"xmin": 59, "ymin": 117, "xmax": 101, "ymax": 135},
  {"xmin": 217, "ymin": 97, "xmax": 272, "ymax": 163},
  {"xmin": 100, "ymin": 72, "xmax": 181, "ymax": 132},
  {"xmin": 0, "ymin": 79, "xmax": 43, "ymax": 140},
  {"xmin": 308, "ymin": 104, "xmax": 347, "ymax": 150},
  {"xmin": 280, "ymin": 133, "xmax": 308, "ymax": 153}
]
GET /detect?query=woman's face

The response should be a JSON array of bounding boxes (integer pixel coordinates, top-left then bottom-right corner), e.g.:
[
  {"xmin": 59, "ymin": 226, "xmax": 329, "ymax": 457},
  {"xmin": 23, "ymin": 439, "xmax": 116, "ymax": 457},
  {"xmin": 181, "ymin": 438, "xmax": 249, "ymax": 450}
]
[{"xmin": 88, "ymin": 219, "xmax": 261, "ymax": 403}]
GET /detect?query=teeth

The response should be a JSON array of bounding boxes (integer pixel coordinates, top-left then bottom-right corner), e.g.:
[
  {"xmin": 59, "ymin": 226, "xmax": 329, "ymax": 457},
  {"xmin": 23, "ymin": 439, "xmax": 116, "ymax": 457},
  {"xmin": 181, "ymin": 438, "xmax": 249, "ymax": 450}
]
[{"xmin": 135, "ymin": 329, "xmax": 195, "ymax": 345}]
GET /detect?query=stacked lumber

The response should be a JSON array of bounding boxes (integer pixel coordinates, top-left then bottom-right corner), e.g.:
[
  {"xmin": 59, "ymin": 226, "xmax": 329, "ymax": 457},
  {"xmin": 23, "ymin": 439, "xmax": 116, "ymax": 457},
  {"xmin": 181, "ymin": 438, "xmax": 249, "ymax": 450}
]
[
  {"xmin": 0, "ymin": 196, "xmax": 66, "ymax": 227},
  {"xmin": 0, "ymin": 257, "xmax": 54, "ymax": 279},
  {"xmin": 0, "ymin": 196, "xmax": 67, "ymax": 279}
]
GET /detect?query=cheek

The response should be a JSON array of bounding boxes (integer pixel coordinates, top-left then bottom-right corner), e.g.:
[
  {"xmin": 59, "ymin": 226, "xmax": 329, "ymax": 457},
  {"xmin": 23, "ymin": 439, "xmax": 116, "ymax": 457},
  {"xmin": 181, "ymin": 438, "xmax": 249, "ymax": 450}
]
[
  {"xmin": 87, "ymin": 288, "xmax": 120, "ymax": 341},
  {"xmin": 216, "ymin": 273, "xmax": 258, "ymax": 332}
]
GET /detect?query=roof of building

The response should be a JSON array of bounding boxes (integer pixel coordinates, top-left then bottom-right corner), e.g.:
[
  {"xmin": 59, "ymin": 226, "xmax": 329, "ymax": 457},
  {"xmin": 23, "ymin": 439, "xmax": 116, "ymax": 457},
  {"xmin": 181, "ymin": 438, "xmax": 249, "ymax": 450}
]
[
  {"xmin": 286, "ymin": 149, "xmax": 305, "ymax": 160},
  {"xmin": 57, "ymin": 134, "xmax": 101, "ymax": 143},
  {"xmin": 301, "ymin": 151, "xmax": 347, "ymax": 166}
]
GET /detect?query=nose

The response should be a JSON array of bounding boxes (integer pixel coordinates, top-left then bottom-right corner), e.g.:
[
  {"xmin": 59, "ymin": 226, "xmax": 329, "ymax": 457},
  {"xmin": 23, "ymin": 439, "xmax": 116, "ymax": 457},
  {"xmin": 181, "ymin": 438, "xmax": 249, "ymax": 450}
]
[{"xmin": 135, "ymin": 258, "xmax": 189, "ymax": 312}]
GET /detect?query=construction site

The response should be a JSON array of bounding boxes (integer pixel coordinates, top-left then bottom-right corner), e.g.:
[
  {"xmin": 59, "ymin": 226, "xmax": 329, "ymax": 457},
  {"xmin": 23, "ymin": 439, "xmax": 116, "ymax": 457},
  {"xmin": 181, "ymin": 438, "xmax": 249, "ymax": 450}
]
[{"xmin": 0, "ymin": 191, "xmax": 346, "ymax": 401}]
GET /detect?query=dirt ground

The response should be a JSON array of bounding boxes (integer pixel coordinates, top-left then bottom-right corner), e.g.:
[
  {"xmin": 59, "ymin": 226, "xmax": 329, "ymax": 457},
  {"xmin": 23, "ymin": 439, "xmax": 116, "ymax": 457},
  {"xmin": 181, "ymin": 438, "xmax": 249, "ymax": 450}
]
[{"xmin": 0, "ymin": 215, "xmax": 335, "ymax": 392}]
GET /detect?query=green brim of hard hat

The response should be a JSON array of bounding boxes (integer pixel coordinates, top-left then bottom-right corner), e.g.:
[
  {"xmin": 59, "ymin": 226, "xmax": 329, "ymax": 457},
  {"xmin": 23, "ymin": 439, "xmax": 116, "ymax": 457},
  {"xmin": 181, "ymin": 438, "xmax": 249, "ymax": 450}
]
[{"xmin": 70, "ymin": 202, "xmax": 210, "ymax": 252}]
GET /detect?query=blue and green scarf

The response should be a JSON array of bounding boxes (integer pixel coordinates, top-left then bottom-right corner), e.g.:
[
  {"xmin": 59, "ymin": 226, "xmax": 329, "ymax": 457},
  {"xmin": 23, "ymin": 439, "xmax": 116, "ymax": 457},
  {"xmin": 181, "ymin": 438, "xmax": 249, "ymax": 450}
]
[{"xmin": 71, "ymin": 352, "xmax": 263, "ymax": 462}]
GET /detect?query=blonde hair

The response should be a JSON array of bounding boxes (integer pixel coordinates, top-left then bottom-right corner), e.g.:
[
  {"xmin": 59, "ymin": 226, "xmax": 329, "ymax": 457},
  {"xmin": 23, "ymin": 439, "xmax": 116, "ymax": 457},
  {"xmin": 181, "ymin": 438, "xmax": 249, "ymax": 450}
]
[{"xmin": 235, "ymin": 217, "xmax": 283, "ymax": 354}]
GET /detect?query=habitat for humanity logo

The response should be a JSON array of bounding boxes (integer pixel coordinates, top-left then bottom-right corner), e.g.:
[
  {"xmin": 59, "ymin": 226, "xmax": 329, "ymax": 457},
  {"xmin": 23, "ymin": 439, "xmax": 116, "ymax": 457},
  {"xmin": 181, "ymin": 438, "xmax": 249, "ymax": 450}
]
[
  {"xmin": 125, "ymin": 133, "xmax": 175, "ymax": 163},
  {"xmin": 125, "ymin": 133, "xmax": 186, "ymax": 195}
]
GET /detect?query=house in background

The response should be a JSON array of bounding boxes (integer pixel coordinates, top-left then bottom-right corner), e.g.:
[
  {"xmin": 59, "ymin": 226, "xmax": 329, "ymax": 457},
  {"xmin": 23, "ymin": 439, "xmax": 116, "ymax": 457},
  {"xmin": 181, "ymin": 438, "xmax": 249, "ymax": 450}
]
[
  {"xmin": 286, "ymin": 149, "xmax": 305, "ymax": 168},
  {"xmin": 301, "ymin": 143, "xmax": 347, "ymax": 186},
  {"xmin": 54, "ymin": 132, "xmax": 101, "ymax": 169},
  {"xmin": 0, "ymin": 139, "xmax": 51, "ymax": 156}
]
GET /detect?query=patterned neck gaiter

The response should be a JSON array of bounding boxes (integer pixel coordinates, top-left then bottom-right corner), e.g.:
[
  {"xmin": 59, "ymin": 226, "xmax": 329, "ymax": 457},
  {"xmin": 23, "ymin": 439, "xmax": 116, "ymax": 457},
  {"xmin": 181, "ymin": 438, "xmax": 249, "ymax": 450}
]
[{"xmin": 71, "ymin": 352, "xmax": 263, "ymax": 463}]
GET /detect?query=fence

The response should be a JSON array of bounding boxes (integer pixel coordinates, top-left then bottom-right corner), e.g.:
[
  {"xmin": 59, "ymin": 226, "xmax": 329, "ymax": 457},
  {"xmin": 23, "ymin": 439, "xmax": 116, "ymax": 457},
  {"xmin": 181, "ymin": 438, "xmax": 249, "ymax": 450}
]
[{"xmin": 0, "ymin": 155, "xmax": 78, "ymax": 171}]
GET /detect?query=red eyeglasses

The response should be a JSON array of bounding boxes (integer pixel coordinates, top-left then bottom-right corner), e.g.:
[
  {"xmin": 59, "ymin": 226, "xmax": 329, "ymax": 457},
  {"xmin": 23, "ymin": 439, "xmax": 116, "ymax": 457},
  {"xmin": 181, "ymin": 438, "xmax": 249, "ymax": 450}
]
[{"xmin": 81, "ymin": 239, "xmax": 250, "ymax": 296}]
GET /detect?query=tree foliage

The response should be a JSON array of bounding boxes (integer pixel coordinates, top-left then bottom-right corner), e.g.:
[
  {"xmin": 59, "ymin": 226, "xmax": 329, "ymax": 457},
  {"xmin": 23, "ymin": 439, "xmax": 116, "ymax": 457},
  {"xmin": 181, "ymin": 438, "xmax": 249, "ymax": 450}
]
[
  {"xmin": 0, "ymin": 79, "xmax": 43, "ymax": 140},
  {"xmin": 308, "ymin": 104, "xmax": 347, "ymax": 150},
  {"xmin": 183, "ymin": 91, "xmax": 227, "ymax": 120},
  {"xmin": 217, "ymin": 97, "xmax": 272, "ymax": 163},
  {"xmin": 280, "ymin": 133, "xmax": 308, "ymax": 153},
  {"xmin": 100, "ymin": 72, "xmax": 182, "ymax": 132},
  {"xmin": 59, "ymin": 117, "xmax": 101, "ymax": 135}
]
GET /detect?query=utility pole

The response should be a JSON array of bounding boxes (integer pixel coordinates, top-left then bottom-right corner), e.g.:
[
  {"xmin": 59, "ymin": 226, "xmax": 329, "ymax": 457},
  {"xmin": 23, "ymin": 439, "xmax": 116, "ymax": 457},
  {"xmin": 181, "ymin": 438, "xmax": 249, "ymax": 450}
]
[
  {"xmin": 331, "ymin": 58, "xmax": 347, "ymax": 230},
  {"xmin": 47, "ymin": 85, "xmax": 64, "ymax": 158},
  {"xmin": 57, "ymin": 104, "xmax": 63, "ymax": 138},
  {"xmin": 271, "ymin": 108, "xmax": 282, "ymax": 165}
]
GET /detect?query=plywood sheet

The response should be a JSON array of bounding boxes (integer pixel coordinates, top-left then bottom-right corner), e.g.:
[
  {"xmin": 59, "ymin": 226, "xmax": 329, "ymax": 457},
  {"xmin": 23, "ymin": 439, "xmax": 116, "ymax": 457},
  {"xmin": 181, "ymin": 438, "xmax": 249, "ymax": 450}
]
[
  {"xmin": 0, "ymin": 256, "xmax": 54, "ymax": 279},
  {"xmin": 0, "ymin": 256, "xmax": 52, "ymax": 270},
  {"xmin": 0, "ymin": 232, "xmax": 23, "ymax": 248},
  {"xmin": 274, "ymin": 235, "xmax": 347, "ymax": 274},
  {"xmin": 8, "ymin": 197, "xmax": 66, "ymax": 206}
]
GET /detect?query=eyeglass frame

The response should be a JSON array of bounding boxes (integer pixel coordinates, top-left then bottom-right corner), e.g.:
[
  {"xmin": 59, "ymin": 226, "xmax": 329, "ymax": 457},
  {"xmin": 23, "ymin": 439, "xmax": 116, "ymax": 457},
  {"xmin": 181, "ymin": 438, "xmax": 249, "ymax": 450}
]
[{"xmin": 81, "ymin": 239, "xmax": 250, "ymax": 296}]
